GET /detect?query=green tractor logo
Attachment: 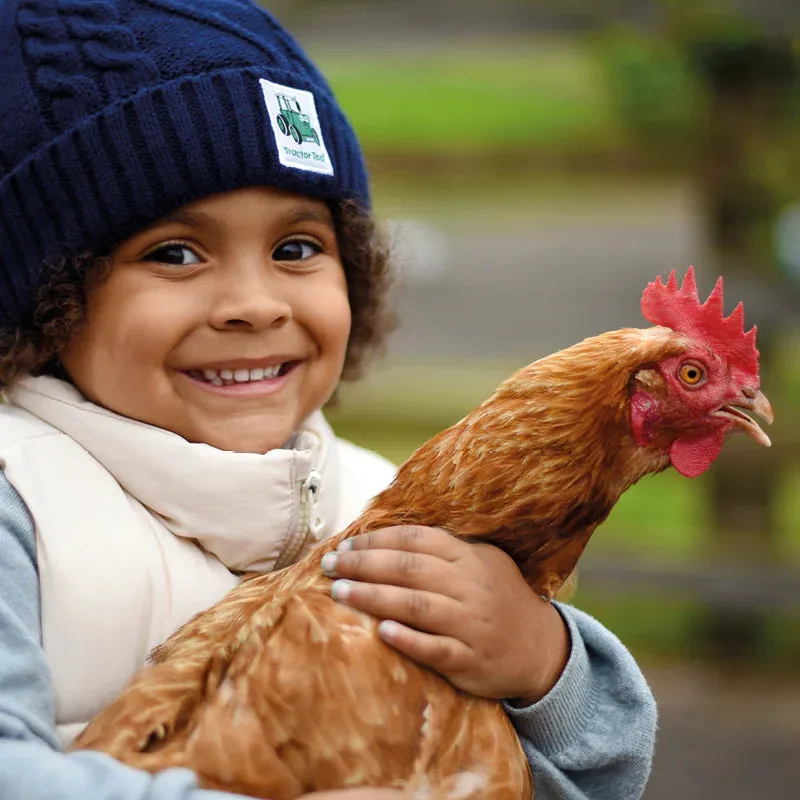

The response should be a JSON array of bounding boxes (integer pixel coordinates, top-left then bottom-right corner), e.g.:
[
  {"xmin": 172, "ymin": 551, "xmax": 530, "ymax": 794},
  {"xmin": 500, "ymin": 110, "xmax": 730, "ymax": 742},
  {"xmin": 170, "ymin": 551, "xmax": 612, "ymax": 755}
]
[{"xmin": 275, "ymin": 94, "xmax": 320, "ymax": 146}]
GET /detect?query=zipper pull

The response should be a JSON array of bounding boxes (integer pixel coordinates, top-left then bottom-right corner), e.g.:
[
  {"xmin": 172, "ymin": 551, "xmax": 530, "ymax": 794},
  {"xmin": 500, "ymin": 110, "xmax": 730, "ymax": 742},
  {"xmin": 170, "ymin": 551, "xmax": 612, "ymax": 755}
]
[{"xmin": 302, "ymin": 469, "xmax": 325, "ymax": 540}]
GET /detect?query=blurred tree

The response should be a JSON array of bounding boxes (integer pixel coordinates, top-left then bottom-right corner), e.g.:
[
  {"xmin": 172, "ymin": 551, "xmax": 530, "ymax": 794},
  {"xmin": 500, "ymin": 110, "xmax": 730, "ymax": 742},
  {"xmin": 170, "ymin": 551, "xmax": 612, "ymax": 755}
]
[
  {"xmin": 665, "ymin": 7, "xmax": 799, "ymax": 275},
  {"xmin": 514, "ymin": 1, "xmax": 799, "ymax": 273},
  {"xmin": 663, "ymin": 7, "xmax": 798, "ymax": 663},
  {"xmin": 523, "ymin": 0, "xmax": 799, "ymax": 660}
]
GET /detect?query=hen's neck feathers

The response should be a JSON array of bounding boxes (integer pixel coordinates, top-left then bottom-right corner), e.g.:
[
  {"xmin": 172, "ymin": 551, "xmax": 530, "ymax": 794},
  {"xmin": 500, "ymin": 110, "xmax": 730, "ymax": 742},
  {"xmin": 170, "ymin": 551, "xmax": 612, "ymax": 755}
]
[{"xmin": 347, "ymin": 326, "xmax": 685, "ymax": 598}]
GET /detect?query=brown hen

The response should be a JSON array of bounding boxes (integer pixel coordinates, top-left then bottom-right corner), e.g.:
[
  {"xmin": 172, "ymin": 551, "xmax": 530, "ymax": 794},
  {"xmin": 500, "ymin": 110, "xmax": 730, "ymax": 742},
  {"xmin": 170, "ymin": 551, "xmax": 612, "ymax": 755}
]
[{"xmin": 72, "ymin": 268, "xmax": 773, "ymax": 799}]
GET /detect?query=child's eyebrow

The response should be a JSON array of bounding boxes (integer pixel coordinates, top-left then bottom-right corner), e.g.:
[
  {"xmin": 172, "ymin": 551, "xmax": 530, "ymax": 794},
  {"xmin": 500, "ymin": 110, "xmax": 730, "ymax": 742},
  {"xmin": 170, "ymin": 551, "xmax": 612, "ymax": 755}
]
[
  {"xmin": 147, "ymin": 209, "xmax": 219, "ymax": 233},
  {"xmin": 146, "ymin": 206, "xmax": 333, "ymax": 234},
  {"xmin": 279, "ymin": 206, "xmax": 334, "ymax": 229}
]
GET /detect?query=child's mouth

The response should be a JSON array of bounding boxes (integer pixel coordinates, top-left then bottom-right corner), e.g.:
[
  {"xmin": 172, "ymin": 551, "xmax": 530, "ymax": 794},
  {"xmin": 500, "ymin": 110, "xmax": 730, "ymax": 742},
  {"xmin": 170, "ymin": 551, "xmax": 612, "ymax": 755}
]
[{"xmin": 185, "ymin": 361, "xmax": 296, "ymax": 387}]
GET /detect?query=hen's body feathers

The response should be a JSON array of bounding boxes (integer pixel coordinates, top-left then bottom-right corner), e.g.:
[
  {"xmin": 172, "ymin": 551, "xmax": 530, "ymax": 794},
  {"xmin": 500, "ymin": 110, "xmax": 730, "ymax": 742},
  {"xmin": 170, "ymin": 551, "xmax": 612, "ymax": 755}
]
[{"xmin": 72, "ymin": 326, "xmax": 721, "ymax": 798}]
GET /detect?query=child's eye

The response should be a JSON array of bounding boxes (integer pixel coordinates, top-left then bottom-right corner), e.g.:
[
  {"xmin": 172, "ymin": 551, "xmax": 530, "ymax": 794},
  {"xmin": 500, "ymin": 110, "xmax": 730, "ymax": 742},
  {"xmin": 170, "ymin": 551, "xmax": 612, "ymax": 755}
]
[
  {"xmin": 143, "ymin": 243, "xmax": 202, "ymax": 266},
  {"xmin": 273, "ymin": 239, "xmax": 322, "ymax": 262}
]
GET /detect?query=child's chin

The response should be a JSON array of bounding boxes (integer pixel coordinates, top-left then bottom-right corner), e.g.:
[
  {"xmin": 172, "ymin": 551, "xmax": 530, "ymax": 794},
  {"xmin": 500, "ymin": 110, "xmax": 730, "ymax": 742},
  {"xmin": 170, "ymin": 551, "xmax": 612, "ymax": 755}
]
[{"xmin": 202, "ymin": 428, "xmax": 290, "ymax": 455}]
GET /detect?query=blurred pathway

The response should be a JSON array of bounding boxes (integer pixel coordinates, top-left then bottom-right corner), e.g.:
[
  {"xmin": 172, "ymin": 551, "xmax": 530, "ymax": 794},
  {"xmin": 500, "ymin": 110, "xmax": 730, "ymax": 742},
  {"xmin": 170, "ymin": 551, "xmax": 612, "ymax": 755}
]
[
  {"xmin": 645, "ymin": 665, "xmax": 800, "ymax": 799},
  {"xmin": 385, "ymin": 179, "xmax": 796, "ymax": 365}
]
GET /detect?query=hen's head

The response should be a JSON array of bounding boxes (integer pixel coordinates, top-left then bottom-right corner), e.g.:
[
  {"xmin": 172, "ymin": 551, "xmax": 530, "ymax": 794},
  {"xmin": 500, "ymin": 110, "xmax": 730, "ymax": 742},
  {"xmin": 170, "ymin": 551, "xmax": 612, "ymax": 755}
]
[{"xmin": 632, "ymin": 266, "xmax": 773, "ymax": 478}]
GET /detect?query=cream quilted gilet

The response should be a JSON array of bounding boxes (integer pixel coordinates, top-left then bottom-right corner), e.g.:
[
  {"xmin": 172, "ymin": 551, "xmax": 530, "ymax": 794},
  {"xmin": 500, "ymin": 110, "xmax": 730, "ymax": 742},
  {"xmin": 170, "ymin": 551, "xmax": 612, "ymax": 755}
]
[{"xmin": 0, "ymin": 376, "xmax": 395, "ymax": 747}]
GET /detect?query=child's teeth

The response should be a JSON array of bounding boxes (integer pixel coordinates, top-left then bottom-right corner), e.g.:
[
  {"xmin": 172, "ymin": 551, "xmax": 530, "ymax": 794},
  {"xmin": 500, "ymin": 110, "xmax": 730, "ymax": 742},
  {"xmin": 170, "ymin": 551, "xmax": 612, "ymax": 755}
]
[{"xmin": 197, "ymin": 364, "xmax": 285, "ymax": 384}]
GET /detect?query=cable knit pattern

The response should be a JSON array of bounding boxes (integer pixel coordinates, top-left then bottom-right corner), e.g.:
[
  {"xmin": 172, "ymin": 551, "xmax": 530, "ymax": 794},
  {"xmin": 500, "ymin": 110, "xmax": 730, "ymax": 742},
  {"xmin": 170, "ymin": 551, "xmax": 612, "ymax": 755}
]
[
  {"xmin": 17, "ymin": 0, "xmax": 159, "ymax": 129},
  {"xmin": 61, "ymin": 0, "xmax": 160, "ymax": 96},
  {"xmin": 17, "ymin": 0, "xmax": 101, "ymax": 128},
  {"xmin": 0, "ymin": 0, "xmax": 368, "ymax": 328}
]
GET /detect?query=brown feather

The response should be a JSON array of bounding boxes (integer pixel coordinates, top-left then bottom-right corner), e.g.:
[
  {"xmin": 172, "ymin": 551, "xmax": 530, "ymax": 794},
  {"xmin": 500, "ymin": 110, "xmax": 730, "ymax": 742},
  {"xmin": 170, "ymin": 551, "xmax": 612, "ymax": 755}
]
[{"xmin": 72, "ymin": 326, "xmax": 687, "ymax": 799}]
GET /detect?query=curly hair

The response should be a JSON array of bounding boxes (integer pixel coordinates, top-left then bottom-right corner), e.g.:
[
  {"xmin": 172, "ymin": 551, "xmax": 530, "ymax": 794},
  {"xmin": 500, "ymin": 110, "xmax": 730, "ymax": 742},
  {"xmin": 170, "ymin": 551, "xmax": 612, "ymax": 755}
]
[{"xmin": 0, "ymin": 200, "xmax": 395, "ymax": 390}]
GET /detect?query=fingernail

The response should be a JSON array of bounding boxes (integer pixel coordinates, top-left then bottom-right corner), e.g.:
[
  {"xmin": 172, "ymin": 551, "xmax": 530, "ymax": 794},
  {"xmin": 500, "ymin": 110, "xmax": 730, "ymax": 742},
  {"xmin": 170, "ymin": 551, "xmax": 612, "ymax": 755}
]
[
  {"xmin": 337, "ymin": 539, "xmax": 353, "ymax": 552},
  {"xmin": 320, "ymin": 553, "xmax": 337, "ymax": 576},
  {"xmin": 331, "ymin": 579, "xmax": 352, "ymax": 602},
  {"xmin": 378, "ymin": 620, "xmax": 399, "ymax": 640}
]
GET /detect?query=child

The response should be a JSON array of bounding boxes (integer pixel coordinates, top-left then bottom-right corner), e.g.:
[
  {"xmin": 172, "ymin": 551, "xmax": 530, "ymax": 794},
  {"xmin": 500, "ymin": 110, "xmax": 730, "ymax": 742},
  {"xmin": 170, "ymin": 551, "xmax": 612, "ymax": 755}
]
[{"xmin": 0, "ymin": 1, "xmax": 656, "ymax": 799}]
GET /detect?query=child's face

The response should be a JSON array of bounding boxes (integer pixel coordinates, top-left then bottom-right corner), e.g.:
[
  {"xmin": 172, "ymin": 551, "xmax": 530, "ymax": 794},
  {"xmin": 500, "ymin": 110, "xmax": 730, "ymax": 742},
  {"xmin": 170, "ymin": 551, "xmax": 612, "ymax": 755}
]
[{"xmin": 61, "ymin": 186, "xmax": 351, "ymax": 453}]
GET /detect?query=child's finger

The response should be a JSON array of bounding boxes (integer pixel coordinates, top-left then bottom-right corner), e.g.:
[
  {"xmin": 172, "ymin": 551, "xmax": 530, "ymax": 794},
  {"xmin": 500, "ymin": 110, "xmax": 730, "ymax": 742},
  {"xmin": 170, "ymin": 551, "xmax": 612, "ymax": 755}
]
[
  {"xmin": 301, "ymin": 790, "xmax": 411, "ymax": 799},
  {"xmin": 376, "ymin": 620, "xmax": 472, "ymax": 678},
  {"xmin": 339, "ymin": 525, "xmax": 466, "ymax": 561},
  {"xmin": 329, "ymin": 579, "xmax": 467, "ymax": 638},
  {"xmin": 321, "ymin": 547, "xmax": 465, "ymax": 597}
]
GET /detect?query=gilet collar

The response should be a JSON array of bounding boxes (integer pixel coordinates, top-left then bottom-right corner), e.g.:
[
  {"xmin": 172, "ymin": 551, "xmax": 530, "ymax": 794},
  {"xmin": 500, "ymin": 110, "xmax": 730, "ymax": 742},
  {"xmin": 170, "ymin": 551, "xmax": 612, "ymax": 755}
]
[{"xmin": 7, "ymin": 376, "xmax": 341, "ymax": 571}]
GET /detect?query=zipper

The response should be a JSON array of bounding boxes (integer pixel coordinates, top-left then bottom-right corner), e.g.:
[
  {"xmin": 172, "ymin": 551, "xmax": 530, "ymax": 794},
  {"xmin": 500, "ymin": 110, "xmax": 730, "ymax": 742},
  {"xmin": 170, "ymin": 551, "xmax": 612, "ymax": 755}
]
[
  {"xmin": 300, "ymin": 468, "xmax": 324, "ymax": 539},
  {"xmin": 275, "ymin": 468, "xmax": 324, "ymax": 568}
]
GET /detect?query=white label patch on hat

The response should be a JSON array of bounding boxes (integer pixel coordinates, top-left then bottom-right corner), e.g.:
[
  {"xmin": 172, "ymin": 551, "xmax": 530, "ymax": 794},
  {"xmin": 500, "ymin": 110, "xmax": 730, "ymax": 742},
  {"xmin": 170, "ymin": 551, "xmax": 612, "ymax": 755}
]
[{"xmin": 259, "ymin": 79, "xmax": 334, "ymax": 176}]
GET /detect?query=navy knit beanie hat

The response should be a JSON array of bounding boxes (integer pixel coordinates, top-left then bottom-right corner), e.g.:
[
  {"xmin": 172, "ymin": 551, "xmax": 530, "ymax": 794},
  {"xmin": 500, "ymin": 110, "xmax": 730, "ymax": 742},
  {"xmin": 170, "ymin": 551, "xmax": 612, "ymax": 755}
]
[{"xmin": 0, "ymin": 0, "xmax": 369, "ymax": 328}]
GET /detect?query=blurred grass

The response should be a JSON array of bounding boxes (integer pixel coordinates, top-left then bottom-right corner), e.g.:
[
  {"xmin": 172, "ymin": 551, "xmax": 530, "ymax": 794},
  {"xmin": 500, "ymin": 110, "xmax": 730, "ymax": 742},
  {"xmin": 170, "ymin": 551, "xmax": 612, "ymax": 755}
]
[
  {"xmin": 314, "ymin": 39, "xmax": 626, "ymax": 156},
  {"xmin": 776, "ymin": 464, "xmax": 800, "ymax": 561},
  {"xmin": 576, "ymin": 594, "xmax": 800, "ymax": 669},
  {"xmin": 315, "ymin": 32, "xmax": 798, "ymax": 164}
]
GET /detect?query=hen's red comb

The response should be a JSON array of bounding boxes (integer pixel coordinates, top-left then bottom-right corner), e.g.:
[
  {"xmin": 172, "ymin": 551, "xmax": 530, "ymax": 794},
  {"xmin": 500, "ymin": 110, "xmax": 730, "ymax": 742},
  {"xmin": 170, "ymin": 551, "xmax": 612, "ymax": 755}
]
[{"xmin": 640, "ymin": 266, "xmax": 758, "ymax": 376}]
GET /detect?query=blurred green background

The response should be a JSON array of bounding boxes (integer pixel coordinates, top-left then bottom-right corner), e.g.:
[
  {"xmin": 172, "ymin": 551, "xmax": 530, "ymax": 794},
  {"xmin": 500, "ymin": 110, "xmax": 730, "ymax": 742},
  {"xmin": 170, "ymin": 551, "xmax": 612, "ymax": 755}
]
[{"xmin": 268, "ymin": 1, "xmax": 800, "ymax": 796}]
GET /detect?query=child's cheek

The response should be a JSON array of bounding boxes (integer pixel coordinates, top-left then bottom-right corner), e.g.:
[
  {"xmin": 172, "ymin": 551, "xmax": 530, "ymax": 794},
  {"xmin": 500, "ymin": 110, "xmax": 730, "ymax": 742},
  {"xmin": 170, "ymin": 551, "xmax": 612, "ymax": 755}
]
[{"xmin": 62, "ymin": 269, "xmax": 195, "ymax": 412}]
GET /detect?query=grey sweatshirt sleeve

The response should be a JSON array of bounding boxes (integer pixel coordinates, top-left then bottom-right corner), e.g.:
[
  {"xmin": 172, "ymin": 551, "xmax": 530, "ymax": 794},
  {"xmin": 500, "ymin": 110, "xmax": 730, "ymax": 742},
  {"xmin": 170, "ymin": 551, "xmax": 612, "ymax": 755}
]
[
  {"xmin": 0, "ymin": 471, "xmax": 247, "ymax": 800},
  {"xmin": 503, "ymin": 602, "xmax": 658, "ymax": 800}
]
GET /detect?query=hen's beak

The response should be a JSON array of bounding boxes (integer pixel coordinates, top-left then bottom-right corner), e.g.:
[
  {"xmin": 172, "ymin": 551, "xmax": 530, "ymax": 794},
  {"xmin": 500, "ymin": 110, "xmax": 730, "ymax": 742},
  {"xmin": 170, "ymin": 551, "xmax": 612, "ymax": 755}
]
[{"xmin": 713, "ymin": 390, "xmax": 774, "ymax": 447}]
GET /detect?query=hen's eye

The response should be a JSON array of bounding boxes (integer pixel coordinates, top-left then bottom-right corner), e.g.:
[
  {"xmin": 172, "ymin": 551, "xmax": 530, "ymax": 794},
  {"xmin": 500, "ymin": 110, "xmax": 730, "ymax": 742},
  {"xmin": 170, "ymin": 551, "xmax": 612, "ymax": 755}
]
[
  {"xmin": 143, "ymin": 244, "xmax": 201, "ymax": 266},
  {"xmin": 274, "ymin": 239, "xmax": 321, "ymax": 262},
  {"xmin": 678, "ymin": 363, "xmax": 705, "ymax": 386}
]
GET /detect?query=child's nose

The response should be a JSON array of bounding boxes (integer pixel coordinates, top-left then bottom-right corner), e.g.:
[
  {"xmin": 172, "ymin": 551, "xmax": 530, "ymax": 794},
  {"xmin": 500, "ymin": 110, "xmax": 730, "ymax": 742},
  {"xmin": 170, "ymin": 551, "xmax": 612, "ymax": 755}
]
[{"xmin": 208, "ymin": 268, "xmax": 293, "ymax": 330}]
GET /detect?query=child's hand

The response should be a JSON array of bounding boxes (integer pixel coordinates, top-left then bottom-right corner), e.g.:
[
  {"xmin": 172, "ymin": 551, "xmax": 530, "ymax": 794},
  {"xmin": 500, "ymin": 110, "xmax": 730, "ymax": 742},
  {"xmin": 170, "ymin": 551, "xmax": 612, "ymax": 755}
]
[{"xmin": 320, "ymin": 526, "xmax": 569, "ymax": 704}]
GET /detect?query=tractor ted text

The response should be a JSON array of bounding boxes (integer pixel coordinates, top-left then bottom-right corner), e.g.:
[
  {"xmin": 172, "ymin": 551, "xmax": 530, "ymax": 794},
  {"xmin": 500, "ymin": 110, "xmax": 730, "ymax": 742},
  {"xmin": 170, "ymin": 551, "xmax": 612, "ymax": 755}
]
[{"xmin": 283, "ymin": 147, "xmax": 327, "ymax": 163}]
